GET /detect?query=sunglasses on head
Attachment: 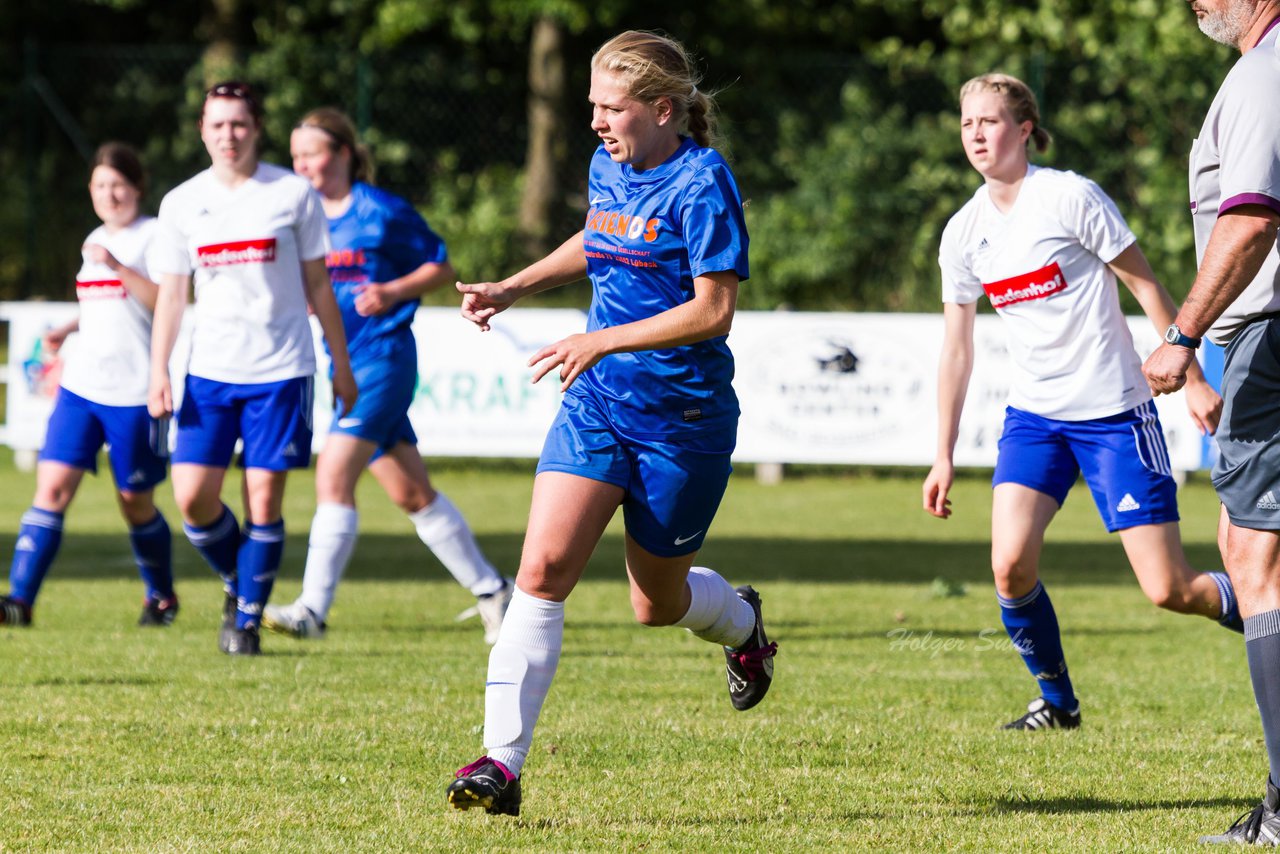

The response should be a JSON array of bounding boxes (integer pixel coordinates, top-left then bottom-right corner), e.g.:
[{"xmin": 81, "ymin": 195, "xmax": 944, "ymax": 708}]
[{"xmin": 209, "ymin": 82, "xmax": 249, "ymax": 98}]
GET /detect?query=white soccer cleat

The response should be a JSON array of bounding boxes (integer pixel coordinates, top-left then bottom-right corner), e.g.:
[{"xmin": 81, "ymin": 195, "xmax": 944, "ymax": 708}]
[
  {"xmin": 475, "ymin": 579, "xmax": 513, "ymax": 645},
  {"xmin": 262, "ymin": 600, "xmax": 326, "ymax": 639}
]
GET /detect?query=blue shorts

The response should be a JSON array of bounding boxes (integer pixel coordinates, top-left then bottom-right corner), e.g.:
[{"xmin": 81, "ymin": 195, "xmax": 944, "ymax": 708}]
[
  {"xmin": 40, "ymin": 387, "xmax": 168, "ymax": 491},
  {"xmin": 993, "ymin": 402, "xmax": 1179, "ymax": 533},
  {"xmin": 329, "ymin": 346, "xmax": 417, "ymax": 460},
  {"xmin": 537, "ymin": 391, "xmax": 735, "ymax": 557},
  {"xmin": 174, "ymin": 375, "xmax": 313, "ymax": 471}
]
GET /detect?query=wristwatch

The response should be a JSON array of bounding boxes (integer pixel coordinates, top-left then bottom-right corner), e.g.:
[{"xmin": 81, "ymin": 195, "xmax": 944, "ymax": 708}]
[{"xmin": 1163, "ymin": 323, "xmax": 1202, "ymax": 349}]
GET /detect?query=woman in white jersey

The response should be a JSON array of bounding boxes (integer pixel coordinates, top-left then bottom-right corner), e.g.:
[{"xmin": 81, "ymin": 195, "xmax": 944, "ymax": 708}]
[
  {"xmin": 149, "ymin": 81, "xmax": 356, "ymax": 656},
  {"xmin": 0, "ymin": 143, "xmax": 178, "ymax": 628},
  {"xmin": 923, "ymin": 73, "xmax": 1235, "ymax": 731}
]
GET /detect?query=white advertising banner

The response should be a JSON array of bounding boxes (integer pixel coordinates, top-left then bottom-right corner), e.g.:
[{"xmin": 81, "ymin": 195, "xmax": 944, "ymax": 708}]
[
  {"xmin": 730, "ymin": 312, "xmax": 1208, "ymax": 470},
  {"xmin": 0, "ymin": 303, "xmax": 1211, "ymax": 470}
]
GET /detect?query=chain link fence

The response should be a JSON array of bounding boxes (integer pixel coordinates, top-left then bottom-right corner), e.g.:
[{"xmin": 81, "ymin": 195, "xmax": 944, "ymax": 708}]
[{"xmin": 4, "ymin": 41, "xmax": 951, "ymax": 300}]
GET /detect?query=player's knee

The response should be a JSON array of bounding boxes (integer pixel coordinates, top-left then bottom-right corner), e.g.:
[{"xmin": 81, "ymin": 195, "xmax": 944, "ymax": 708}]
[
  {"xmin": 514, "ymin": 556, "xmax": 574, "ymax": 601},
  {"xmin": 393, "ymin": 488, "xmax": 430, "ymax": 514},
  {"xmin": 1140, "ymin": 573, "xmax": 1196, "ymax": 613},
  {"xmin": 991, "ymin": 551, "xmax": 1035, "ymax": 591},
  {"xmin": 631, "ymin": 598, "xmax": 680, "ymax": 627},
  {"xmin": 33, "ymin": 486, "xmax": 74, "ymax": 513},
  {"xmin": 117, "ymin": 492, "xmax": 155, "ymax": 526}
]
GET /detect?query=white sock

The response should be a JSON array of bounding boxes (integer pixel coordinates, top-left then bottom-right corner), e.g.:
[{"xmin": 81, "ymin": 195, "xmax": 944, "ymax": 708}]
[
  {"xmin": 484, "ymin": 587, "xmax": 564, "ymax": 776},
  {"xmin": 675, "ymin": 566, "xmax": 755, "ymax": 648},
  {"xmin": 298, "ymin": 503, "xmax": 359, "ymax": 621},
  {"xmin": 410, "ymin": 492, "xmax": 504, "ymax": 596}
]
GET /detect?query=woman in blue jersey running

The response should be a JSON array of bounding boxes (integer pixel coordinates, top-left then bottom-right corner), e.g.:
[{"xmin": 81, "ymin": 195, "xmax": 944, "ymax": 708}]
[
  {"xmin": 263, "ymin": 108, "xmax": 511, "ymax": 643},
  {"xmin": 445, "ymin": 30, "xmax": 777, "ymax": 816},
  {"xmin": 923, "ymin": 72, "xmax": 1236, "ymax": 732}
]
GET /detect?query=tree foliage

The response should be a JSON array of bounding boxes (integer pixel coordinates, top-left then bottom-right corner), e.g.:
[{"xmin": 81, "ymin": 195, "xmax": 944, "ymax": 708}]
[{"xmin": 2, "ymin": 0, "xmax": 1237, "ymax": 308}]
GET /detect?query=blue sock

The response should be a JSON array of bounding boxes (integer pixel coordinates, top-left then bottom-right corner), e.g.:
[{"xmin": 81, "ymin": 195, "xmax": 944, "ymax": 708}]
[
  {"xmin": 130, "ymin": 513, "xmax": 174, "ymax": 601},
  {"xmin": 183, "ymin": 504, "xmax": 240, "ymax": 589},
  {"xmin": 1209, "ymin": 571, "xmax": 1243, "ymax": 633},
  {"xmin": 236, "ymin": 520, "xmax": 284, "ymax": 629},
  {"xmin": 9, "ymin": 508, "xmax": 64, "ymax": 605},
  {"xmin": 998, "ymin": 581, "xmax": 1076, "ymax": 711}
]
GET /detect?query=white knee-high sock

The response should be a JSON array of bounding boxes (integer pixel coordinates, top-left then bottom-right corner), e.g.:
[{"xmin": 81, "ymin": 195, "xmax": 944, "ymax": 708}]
[
  {"xmin": 410, "ymin": 492, "xmax": 504, "ymax": 596},
  {"xmin": 675, "ymin": 566, "xmax": 755, "ymax": 648},
  {"xmin": 298, "ymin": 503, "xmax": 359, "ymax": 621},
  {"xmin": 484, "ymin": 587, "xmax": 564, "ymax": 776}
]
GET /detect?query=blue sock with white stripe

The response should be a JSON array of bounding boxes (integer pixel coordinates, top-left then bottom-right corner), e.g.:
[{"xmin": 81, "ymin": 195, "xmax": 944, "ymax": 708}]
[
  {"xmin": 1246, "ymin": 611, "xmax": 1280, "ymax": 785},
  {"xmin": 998, "ymin": 581, "xmax": 1076, "ymax": 712},
  {"xmin": 1209, "ymin": 571, "xmax": 1243, "ymax": 633},
  {"xmin": 183, "ymin": 504, "xmax": 240, "ymax": 589},
  {"xmin": 236, "ymin": 520, "xmax": 284, "ymax": 629},
  {"xmin": 9, "ymin": 508, "xmax": 64, "ymax": 605},
  {"xmin": 130, "ymin": 512, "xmax": 174, "ymax": 601}
]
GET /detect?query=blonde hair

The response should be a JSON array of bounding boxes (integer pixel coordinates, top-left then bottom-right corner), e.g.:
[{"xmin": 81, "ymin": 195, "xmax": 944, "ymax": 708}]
[
  {"xmin": 295, "ymin": 107, "xmax": 374, "ymax": 184},
  {"xmin": 591, "ymin": 30, "xmax": 719, "ymax": 149},
  {"xmin": 959, "ymin": 73, "xmax": 1052, "ymax": 153}
]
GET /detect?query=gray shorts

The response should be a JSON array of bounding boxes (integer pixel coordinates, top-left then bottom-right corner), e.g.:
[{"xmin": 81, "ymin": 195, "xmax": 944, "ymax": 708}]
[{"xmin": 1213, "ymin": 316, "xmax": 1280, "ymax": 529}]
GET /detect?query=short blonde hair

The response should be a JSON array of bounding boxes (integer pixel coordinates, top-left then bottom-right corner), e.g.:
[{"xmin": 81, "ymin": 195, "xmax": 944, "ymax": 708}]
[
  {"xmin": 959, "ymin": 73, "xmax": 1052, "ymax": 153},
  {"xmin": 591, "ymin": 30, "xmax": 719, "ymax": 149}
]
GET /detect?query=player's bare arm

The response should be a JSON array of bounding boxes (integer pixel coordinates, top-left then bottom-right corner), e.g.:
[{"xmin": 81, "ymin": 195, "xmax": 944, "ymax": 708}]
[
  {"xmin": 1144, "ymin": 206, "xmax": 1280, "ymax": 395},
  {"xmin": 355, "ymin": 259, "xmax": 456, "ymax": 317},
  {"xmin": 528, "ymin": 270, "xmax": 738, "ymax": 393},
  {"xmin": 147, "ymin": 272, "xmax": 189, "ymax": 419},
  {"xmin": 84, "ymin": 242, "xmax": 161, "ymax": 311},
  {"xmin": 301, "ymin": 256, "xmax": 358, "ymax": 416},
  {"xmin": 1107, "ymin": 242, "xmax": 1222, "ymax": 433},
  {"xmin": 924, "ymin": 300, "xmax": 976, "ymax": 519},
  {"xmin": 458, "ymin": 231, "xmax": 588, "ymax": 331}
]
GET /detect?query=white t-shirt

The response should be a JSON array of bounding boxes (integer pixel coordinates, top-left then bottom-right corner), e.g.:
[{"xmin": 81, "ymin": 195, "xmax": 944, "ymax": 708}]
[
  {"xmin": 60, "ymin": 217, "xmax": 159, "ymax": 407},
  {"xmin": 1190, "ymin": 21, "xmax": 1280, "ymax": 345},
  {"xmin": 939, "ymin": 165, "xmax": 1147, "ymax": 421},
  {"xmin": 152, "ymin": 162, "xmax": 329, "ymax": 384}
]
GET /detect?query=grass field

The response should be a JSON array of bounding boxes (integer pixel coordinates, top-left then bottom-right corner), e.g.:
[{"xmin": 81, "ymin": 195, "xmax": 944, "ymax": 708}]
[{"xmin": 0, "ymin": 456, "xmax": 1265, "ymax": 851}]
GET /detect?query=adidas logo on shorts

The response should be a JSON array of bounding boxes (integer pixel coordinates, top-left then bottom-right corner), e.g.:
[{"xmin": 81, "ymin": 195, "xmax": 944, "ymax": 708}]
[
  {"xmin": 283, "ymin": 443, "xmax": 299, "ymax": 457},
  {"xmin": 1258, "ymin": 491, "xmax": 1280, "ymax": 510},
  {"xmin": 1116, "ymin": 493, "xmax": 1141, "ymax": 513}
]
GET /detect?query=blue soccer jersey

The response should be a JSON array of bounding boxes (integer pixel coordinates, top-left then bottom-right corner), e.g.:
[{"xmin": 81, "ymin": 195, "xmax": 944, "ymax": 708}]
[
  {"xmin": 325, "ymin": 182, "xmax": 447, "ymax": 360},
  {"xmin": 576, "ymin": 137, "xmax": 749, "ymax": 438}
]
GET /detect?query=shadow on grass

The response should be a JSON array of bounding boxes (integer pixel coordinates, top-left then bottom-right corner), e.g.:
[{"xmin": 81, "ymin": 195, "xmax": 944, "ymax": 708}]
[
  {"xmin": 10, "ymin": 533, "xmax": 1224, "ymax": 587},
  {"xmin": 992, "ymin": 795, "xmax": 1252, "ymax": 815}
]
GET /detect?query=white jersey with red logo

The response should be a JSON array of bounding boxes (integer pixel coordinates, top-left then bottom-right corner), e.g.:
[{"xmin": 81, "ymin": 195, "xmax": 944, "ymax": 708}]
[
  {"xmin": 939, "ymin": 165, "xmax": 1148, "ymax": 421},
  {"xmin": 59, "ymin": 216, "xmax": 159, "ymax": 407},
  {"xmin": 152, "ymin": 162, "xmax": 329, "ymax": 384}
]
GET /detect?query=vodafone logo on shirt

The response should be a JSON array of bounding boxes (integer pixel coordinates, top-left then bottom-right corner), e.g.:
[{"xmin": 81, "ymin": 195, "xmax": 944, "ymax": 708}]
[
  {"xmin": 75, "ymin": 280, "xmax": 127, "ymax": 300},
  {"xmin": 197, "ymin": 238, "xmax": 277, "ymax": 267},
  {"xmin": 983, "ymin": 262, "xmax": 1068, "ymax": 308}
]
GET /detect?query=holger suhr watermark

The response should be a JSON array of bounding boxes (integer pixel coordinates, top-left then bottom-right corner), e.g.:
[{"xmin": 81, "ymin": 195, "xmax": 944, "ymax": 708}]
[{"xmin": 886, "ymin": 627, "xmax": 1031, "ymax": 659}]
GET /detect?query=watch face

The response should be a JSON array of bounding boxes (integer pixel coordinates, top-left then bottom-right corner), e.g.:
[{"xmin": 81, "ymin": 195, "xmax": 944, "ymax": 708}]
[{"xmin": 1164, "ymin": 326, "xmax": 1178, "ymax": 344}]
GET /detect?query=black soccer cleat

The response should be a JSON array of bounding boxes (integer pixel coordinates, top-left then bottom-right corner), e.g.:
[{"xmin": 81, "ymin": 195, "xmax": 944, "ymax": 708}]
[
  {"xmin": 1002, "ymin": 697, "xmax": 1081, "ymax": 731},
  {"xmin": 1201, "ymin": 777, "xmax": 1280, "ymax": 845},
  {"xmin": 0, "ymin": 595, "xmax": 32, "ymax": 626},
  {"xmin": 223, "ymin": 624, "xmax": 261, "ymax": 656},
  {"xmin": 218, "ymin": 590, "xmax": 238, "ymax": 653},
  {"xmin": 138, "ymin": 595, "xmax": 180, "ymax": 627},
  {"xmin": 724, "ymin": 585, "xmax": 778, "ymax": 711},
  {"xmin": 446, "ymin": 756, "xmax": 521, "ymax": 816}
]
